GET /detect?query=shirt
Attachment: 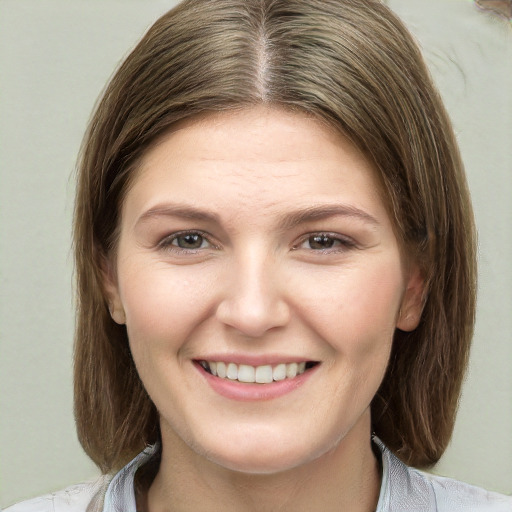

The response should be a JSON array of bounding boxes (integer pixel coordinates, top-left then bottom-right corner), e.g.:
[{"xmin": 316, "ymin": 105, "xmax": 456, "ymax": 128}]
[{"xmin": 4, "ymin": 438, "xmax": 512, "ymax": 511}]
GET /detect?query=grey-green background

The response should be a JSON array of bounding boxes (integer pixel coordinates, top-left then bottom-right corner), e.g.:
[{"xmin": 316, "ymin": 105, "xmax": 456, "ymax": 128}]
[{"xmin": 1, "ymin": 0, "xmax": 511, "ymax": 507}]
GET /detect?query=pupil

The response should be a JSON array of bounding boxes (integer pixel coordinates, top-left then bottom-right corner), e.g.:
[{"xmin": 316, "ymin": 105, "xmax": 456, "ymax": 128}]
[
  {"xmin": 310, "ymin": 235, "xmax": 334, "ymax": 249},
  {"xmin": 178, "ymin": 234, "xmax": 202, "ymax": 249}
]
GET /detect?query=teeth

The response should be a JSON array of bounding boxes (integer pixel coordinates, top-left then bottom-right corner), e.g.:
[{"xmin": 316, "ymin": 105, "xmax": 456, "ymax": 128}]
[
  {"xmin": 227, "ymin": 363, "xmax": 238, "ymax": 380},
  {"xmin": 238, "ymin": 364, "xmax": 255, "ymax": 383},
  {"xmin": 216, "ymin": 362, "xmax": 227, "ymax": 378},
  {"xmin": 200, "ymin": 360, "xmax": 313, "ymax": 383},
  {"xmin": 286, "ymin": 362, "xmax": 298, "ymax": 378},
  {"xmin": 255, "ymin": 365, "xmax": 273, "ymax": 383},
  {"xmin": 273, "ymin": 363, "xmax": 286, "ymax": 381}
]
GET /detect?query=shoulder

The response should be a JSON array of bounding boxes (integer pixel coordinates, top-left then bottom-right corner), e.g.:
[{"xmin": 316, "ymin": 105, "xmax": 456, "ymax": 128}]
[
  {"xmin": 375, "ymin": 437, "xmax": 512, "ymax": 511},
  {"xmin": 3, "ymin": 477, "xmax": 111, "ymax": 512},
  {"xmin": 4, "ymin": 444, "xmax": 159, "ymax": 512},
  {"xmin": 417, "ymin": 470, "xmax": 512, "ymax": 512}
]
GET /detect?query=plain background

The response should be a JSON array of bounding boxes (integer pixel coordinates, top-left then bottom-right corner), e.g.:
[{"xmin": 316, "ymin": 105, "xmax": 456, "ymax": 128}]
[{"xmin": 0, "ymin": 0, "xmax": 511, "ymax": 507}]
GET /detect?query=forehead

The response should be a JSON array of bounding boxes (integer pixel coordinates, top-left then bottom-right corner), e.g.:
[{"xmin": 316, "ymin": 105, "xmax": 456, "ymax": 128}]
[{"xmin": 122, "ymin": 106, "xmax": 391, "ymax": 230}]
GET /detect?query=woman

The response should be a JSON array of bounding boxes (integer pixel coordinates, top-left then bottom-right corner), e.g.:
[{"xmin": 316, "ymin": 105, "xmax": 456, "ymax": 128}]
[{"xmin": 7, "ymin": 0, "xmax": 511, "ymax": 510}]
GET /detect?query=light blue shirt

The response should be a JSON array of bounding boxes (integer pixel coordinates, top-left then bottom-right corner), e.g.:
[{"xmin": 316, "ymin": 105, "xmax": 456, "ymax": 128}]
[{"xmin": 5, "ymin": 438, "xmax": 512, "ymax": 511}]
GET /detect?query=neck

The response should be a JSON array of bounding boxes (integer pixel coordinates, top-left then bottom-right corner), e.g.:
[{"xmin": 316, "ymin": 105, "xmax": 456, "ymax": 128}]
[{"xmin": 146, "ymin": 413, "xmax": 380, "ymax": 512}]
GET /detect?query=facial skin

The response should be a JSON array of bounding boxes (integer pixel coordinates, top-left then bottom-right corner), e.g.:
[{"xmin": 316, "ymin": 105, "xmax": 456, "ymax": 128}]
[{"xmin": 105, "ymin": 106, "xmax": 423, "ymax": 511}]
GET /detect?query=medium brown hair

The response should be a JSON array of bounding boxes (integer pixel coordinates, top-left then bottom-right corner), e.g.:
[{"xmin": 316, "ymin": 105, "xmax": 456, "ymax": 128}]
[{"xmin": 74, "ymin": 0, "xmax": 476, "ymax": 472}]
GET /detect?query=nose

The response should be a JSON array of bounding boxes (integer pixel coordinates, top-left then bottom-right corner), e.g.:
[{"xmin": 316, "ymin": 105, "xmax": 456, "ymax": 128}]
[{"xmin": 215, "ymin": 252, "xmax": 291, "ymax": 338}]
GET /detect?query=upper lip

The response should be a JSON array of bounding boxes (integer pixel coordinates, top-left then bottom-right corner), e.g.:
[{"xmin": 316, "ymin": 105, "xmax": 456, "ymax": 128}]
[{"xmin": 193, "ymin": 354, "xmax": 317, "ymax": 366}]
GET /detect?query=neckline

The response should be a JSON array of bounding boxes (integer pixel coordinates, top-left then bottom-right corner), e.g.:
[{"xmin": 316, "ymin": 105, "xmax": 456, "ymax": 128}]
[{"xmin": 104, "ymin": 438, "xmax": 390, "ymax": 512}]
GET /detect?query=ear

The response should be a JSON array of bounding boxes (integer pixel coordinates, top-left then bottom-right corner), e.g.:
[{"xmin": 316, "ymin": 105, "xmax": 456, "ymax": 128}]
[
  {"xmin": 100, "ymin": 255, "xmax": 126, "ymax": 325},
  {"xmin": 396, "ymin": 263, "xmax": 425, "ymax": 332}
]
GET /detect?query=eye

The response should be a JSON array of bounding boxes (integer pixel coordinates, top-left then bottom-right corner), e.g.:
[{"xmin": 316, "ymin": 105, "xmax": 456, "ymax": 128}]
[
  {"xmin": 308, "ymin": 234, "xmax": 338, "ymax": 250},
  {"xmin": 295, "ymin": 233, "xmax": 355, "ymax": 252},
  {"xmin": 173, "ymin": 233, "xmax": 207, "ymax": 249},
  {"xmin": 159, "ymin": 231, "xmax": 212, "ymax": 251}
]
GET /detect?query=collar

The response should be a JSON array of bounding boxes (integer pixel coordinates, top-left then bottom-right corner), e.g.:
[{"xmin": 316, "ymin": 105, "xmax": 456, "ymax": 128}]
[
  {"xmin": 372, "ymin": 436, "xmax": 436, "ymax": 511},
  {"xmin": 100, "ymin": 438, "xmax": 435, "ymax": 512}
]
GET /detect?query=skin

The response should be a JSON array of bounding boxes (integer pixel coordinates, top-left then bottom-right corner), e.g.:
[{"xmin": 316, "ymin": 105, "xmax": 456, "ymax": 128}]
[{"xmin": 104, "ymin": 106, "xmax": 424, "ymax": 512}]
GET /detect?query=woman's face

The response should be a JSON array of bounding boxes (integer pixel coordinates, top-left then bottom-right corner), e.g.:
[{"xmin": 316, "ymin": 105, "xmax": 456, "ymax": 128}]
[{"xmin": 106, "ymin": 107, "xmax": 423, "ymax": 474}]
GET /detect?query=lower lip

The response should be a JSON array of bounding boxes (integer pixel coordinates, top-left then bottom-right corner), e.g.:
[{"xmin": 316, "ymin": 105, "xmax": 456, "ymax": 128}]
[{"xmin": 195, "ymin": 363, "xmax": 318, "ymax": 402}]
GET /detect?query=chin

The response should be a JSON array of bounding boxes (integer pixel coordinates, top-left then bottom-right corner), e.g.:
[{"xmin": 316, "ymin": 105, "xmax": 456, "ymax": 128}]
[
  {"xmin": 197, "ymin": 434, "xmax": 334, "ymax": 475},
  {"xmin": 207, "ymin": 450, "xmax": 306, "ymax": 475}
]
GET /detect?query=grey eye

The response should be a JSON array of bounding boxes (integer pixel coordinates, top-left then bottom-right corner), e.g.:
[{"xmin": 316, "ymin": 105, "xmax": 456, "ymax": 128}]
[{"xmin": 173, "ymin": 233, "xmax": 205, "ymax": 249}]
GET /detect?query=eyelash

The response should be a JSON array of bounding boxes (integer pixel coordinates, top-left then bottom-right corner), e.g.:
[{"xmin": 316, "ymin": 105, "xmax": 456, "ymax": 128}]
[
  {"xmin": 157, "ymin": 231, "xmax": 356, "ymax": 255},
  {"xmin": 293, "ymin": 232, "xmax": 356, "ymax": 253},
  {"xmin": 157, "ymin": 231, "xmax": 216, "ymax": 253}
]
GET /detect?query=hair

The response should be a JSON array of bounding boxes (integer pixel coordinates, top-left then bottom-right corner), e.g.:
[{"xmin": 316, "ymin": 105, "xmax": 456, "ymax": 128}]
[{"xmin": 73, "ymin": 0, "xmax": 476, "ymax": 473}]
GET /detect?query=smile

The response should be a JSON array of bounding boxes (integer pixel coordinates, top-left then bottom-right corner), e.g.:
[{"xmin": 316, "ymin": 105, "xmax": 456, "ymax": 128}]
[{"xmin": 198, "ymin": 360, "xmax": 318, "ymax": 384}]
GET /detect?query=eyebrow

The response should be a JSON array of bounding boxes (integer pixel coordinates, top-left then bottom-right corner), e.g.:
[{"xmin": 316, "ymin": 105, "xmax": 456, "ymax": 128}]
[
  {"xmin": 136, "ymin": 204, "xmax": 221, "ymax": 226},
  {"xmin": 135, "ymin": 203, "xmax": 379, "ymax": 229},
  {"xmin": 277, "ymin": 204, "xmax": 380, "ymax": 230}
]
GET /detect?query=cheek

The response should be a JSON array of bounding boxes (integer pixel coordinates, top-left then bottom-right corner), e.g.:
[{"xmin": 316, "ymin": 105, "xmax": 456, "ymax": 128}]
[
  {"xmin": 117, "ymin": 258, "xmax": 217, "ymax": 351},
  {"xmin": 291, "ymin": 256, "xmax": 405, "ymax": 352}
]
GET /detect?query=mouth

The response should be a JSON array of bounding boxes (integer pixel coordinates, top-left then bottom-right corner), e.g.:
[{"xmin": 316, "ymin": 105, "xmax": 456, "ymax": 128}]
[{"xmin": 196, "ymin": 360, "xmax": 319, "ymax": 384}]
